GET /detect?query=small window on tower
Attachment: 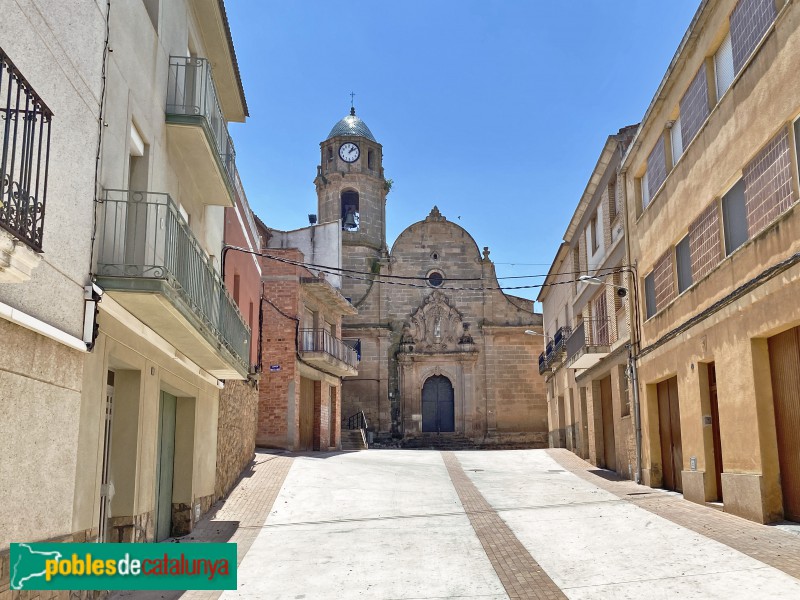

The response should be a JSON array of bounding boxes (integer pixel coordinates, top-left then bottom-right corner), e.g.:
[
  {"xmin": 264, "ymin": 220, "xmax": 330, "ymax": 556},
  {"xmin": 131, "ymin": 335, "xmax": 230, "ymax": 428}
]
[
  {"xmin": 341, "ymin": 190, "xmax": 360, "ymax": 231},
  {"xmin": 368, "ymin": 150, "xmax": 375, "ymax": 170},
  {"xmin": 327, "ymin": 146, "xmax": 333, "ymax": 161}
]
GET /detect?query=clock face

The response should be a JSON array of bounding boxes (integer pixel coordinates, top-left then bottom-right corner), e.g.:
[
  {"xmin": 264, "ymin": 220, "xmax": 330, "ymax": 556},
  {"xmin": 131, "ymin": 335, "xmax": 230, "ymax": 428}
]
[{"xmin": 339, "ymin": 142, "xmax": 360, "ymax": 163}]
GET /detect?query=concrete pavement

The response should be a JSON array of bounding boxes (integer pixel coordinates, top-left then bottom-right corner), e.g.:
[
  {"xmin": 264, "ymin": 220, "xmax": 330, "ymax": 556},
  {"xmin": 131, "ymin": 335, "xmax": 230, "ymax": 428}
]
[{"xmin": 219, "ymin": 449, "xmax": 800, "ymax": 599}]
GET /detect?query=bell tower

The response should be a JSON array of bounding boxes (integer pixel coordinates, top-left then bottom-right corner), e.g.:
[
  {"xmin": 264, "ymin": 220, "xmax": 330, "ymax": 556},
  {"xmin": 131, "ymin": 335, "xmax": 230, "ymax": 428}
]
[{"xmin": 315, "ymin": 106, "xmax": 387, "ymax": 303}]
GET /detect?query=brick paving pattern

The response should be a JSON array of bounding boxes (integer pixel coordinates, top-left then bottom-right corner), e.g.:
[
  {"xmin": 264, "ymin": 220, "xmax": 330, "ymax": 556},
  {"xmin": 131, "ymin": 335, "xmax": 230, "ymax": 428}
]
[
  {"xmin": 111, "ymin": 450, "xmax": 293, "ymax": 600},
  {"xmin": 441, "ymin": 451, "xmax": 567, "ymax": 600},
  {"xmin": 547, "ymin": 448, "xmax": 800, "ymax": 581}
]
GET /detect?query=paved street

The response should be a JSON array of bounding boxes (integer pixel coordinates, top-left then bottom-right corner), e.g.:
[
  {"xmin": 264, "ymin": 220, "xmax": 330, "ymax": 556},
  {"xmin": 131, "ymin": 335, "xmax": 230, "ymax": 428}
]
[{"xmin": 126, "ymin": 448, "xmax": 800, "ymax": 600}]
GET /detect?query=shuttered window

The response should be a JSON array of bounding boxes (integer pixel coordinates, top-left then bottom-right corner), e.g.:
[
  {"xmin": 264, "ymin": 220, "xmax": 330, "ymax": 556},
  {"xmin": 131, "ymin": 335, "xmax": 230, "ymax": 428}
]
[
  {"xmin": 645, "ymin": 272, "xmax": 657, "ymax": 319},
  {"xmin": 679, "ymin": 65, "xmax": 710, "ymax": 149},
  {"xmin": 743, "ymin": 127, "xmax": 796, "ymax": 237},
  {"xmin": 646, "ymin": 136, "xmax": 668, "ymax": 200},
  {"xmin": 641, "ymin": 171, "xmax": 651, "ymax": 210},
  {"xmin": 671, "ymin": 116, "xmax": 684, "ymax": 163},
  {"xmin": 723, "ymin": 179, "xmax": 748, "ymax": 255},
  {"xmin": 676, "ymin": 236, "xmax": 692, "ymax": 293},
  {"xmin": 715, "ymin": 32, "xmax": 735, "ymax": 100}
]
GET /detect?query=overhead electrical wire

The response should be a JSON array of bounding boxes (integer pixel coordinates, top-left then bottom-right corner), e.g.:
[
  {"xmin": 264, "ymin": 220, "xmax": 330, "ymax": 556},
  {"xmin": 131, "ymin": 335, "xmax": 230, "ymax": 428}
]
[{"xmin": 237, "ymin": 247, "xmax": 632, "ymax": 292}]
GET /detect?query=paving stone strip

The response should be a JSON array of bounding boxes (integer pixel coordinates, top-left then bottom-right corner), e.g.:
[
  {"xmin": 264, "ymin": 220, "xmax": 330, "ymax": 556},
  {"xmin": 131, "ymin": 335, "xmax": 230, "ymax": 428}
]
[
  {"xmin": 546, "ymin": 448, "xmax": 800, "ymax": 582},
  {"xmin": 111, "ymin": 450, "xmax": 293, "ymax": 600},
  {"xmin": 441, "ymin": 451, "xmax": 567, "ymax": 600}
]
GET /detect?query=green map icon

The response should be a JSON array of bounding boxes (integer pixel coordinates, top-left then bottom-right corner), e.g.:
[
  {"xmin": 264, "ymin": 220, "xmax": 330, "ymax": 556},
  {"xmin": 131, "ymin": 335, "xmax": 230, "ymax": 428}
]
[{"xmin": 10, "ymin": 543, "xmax": 63, "ymax": 590}]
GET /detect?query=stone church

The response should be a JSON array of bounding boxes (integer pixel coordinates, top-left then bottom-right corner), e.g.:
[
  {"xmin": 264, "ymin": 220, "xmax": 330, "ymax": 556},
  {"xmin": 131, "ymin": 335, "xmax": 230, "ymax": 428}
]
[{"xmin": 315, "ymin": 107, "xmax": 547, "ymax": 445}]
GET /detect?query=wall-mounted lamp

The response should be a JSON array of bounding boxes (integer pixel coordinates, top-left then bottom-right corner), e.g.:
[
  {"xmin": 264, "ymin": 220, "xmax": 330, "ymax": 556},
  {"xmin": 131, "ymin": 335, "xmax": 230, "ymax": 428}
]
[{"xmin": 579, "ymin": 275, "xmax": 628, "ymax": 297}]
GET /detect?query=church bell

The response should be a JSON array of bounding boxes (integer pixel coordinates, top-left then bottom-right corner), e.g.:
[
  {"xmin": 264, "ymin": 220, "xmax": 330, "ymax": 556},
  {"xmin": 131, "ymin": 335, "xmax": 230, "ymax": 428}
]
[{"xmin": 343, "ymin": 207, "xmax": 358, "ymax": 229}]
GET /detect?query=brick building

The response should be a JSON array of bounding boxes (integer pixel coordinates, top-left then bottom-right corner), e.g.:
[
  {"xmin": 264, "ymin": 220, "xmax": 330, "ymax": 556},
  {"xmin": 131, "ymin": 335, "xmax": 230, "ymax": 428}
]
[
  {"xmin": 538, "ymin": 126, "xmax": 639, "ymax": 478},
  {"xmin": 623, "ymin": 0, "xmax": 800, "ymax": 523},
  {"xmin": 315, "ymin": 109, "xmax": 548, "ymax": 445},
  {"xmin": 255, "ymin": 220, "xmax": 358, "ymax": 451}
]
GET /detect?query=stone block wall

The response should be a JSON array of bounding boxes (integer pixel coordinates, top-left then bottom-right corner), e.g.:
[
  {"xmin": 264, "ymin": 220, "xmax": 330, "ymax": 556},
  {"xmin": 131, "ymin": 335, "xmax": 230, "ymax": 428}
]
[{"xmin": 214, "ymin": 379, "xmax": 258, "ymax": 502}]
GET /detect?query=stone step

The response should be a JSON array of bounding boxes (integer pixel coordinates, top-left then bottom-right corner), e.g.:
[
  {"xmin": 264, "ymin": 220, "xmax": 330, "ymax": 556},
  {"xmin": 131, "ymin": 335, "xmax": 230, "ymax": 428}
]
[{"xmin": 340, "ymin": 429, "xmax": 367, "ymax": 451}]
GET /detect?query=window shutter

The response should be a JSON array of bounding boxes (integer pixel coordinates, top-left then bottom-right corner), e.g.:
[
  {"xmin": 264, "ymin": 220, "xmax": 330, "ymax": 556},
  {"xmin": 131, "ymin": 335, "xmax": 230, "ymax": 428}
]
[
  {"xmin": 722, "ymin": 179, "xmax": 748, "ymax": 255},
  {"xmin": 641, "ymin": 171, "xmax": 651, "ymax": 210},
  {"xmin": 714, "ymin": 32, "xmax": 735, "ymax": 100},
  {"xmin": 671, "ymin": 116, "xmax": 684, "ymax": 163},
  {"xmin": 676, "ymin": 236, "xmax": 692, "ymax": 293},
  {"xmin": 645, "ymin": 273, "xmax": 657, "ymax": 319}
]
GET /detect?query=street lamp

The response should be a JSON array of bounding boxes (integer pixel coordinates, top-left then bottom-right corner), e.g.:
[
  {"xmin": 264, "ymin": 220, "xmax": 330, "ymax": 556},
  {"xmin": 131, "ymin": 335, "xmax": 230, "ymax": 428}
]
[
  {"xmin": 579, "ymin": 275, "xmax": 628, "ymax": 297},
  {"xmin": 524, "ymin": 330, "xmax": 545, "ymax": 336}
]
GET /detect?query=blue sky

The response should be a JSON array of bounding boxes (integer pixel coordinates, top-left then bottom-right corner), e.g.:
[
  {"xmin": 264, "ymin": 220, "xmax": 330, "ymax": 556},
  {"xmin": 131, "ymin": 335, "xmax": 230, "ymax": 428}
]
[{"xmin": 226, "ymin": 2, "xmax": 700, "ymax": 302}]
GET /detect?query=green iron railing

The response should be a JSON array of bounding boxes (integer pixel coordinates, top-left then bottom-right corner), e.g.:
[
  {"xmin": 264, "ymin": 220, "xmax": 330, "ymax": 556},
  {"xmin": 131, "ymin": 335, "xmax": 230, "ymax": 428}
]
[
  {"xmin": 97, "ymin": 189, "xmax": 250, "ymax": 373},
  {"xmin": 166, "ymin": 56, "xmax": 236, "ymax": 189}
]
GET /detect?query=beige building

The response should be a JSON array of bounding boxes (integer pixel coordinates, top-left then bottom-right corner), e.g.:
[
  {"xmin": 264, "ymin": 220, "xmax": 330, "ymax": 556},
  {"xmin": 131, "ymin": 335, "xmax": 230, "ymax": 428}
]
[
  {"xmin": 0, "ymin": 0, "xmax": 105, "ymax": 557},
  {"xmin": 538, "ymin": 126, "xmax": 639, "ymax": 479},
  {"xmin": 315, "ymin": 110, "xmax": 548, "ymax": 446},
  {"xmin": 256, "ymin": 220, "xmax": 357, "ymax": 452},
  {"xmin": 622, "ymin": 0, "xmax": 800, "ymax": 523},
  {"xmin": 1, "ymin": 2, "xmax": 255, "ymax": 575}
]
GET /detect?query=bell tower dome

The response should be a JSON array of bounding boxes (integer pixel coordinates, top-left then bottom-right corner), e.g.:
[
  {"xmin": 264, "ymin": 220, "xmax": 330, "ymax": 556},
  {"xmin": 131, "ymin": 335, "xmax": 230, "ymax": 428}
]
[{"xmin": 315, "ymin": 106, "xmax": 387, "ymax": 303}]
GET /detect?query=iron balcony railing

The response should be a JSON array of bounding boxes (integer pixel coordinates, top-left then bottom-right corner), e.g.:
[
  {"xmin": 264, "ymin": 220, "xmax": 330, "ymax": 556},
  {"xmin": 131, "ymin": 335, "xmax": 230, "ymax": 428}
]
[
  {"xmin": 166, "ymin": 56, "xmax": 236, "ymax": 188},
  {"xmin": 96, "ymin": 190, "xmax": 250, "ymax": 371},
  {"xmin": 539, "ymin": 326, "xmax": 571, "ymax": 374},
  {"xmin": 566, "ymin": 320, "xmax": 614, "ymax": 363},
  {"xmin": 0, "ymin": 47, "xmax": 52, "ymax": 251},
  {"xmin": 299, "ymin": 328, "xmax": 359, "ymax": 369}
]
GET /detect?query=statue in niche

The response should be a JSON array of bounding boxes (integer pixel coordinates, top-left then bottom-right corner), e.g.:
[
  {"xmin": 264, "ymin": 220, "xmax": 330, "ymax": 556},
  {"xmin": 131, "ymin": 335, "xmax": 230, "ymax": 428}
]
[{"xmin": 407, "ymin": 290, "xmax": 466, "ymax": 353}]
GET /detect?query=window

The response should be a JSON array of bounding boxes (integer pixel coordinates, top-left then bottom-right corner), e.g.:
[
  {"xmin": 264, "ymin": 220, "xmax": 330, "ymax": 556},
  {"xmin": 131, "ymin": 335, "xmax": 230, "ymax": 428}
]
[
  {"xmin": 427, "ymin": 271, "xmax": 444, "ymax": 287},
  {"xmin": 589, "ymin": 214, "xmax": 599, "ymax": 253},
  {"xmin": 618, "ymin": 364, "xmax": 631, "ymax": 417},
  {"xmin": 327, "ymin": 146, "xmax": 333, "ymax": 161},
  {"xmin": 730, "ymin": 0, "xmax": 777, "ymax": 74},
  {"xmin": 671, "ymin": 116, "xmax": 684, "ymax": 163},
  {"xmin": 676, "ymin": 235, "xmax": 692, "ymax": 293},
  {"xmin": 368, "ymin": 150, "xmax": 375, "ymax": 169},
  {"xmin": 722, "ymin": 179, "xmax": 748, "ymax": 255},
  {"xmin": 644, "ymin": 272, "xmax": 657, "ymax": 319},
  {"xmin": 233, "ymin": 274, "xmax": 240, "ymax": 304},
  {"xmin": 640, "ymin": 171, "xmax": 651, "ymax": 210},
  {"xmin": 714, "ymin": 32, "xmax": 735, "ymax": 100},
  {"xmin": 608, "ymin": 180, "xmax": 618, "ymax": 220},
  {"xmin": 341, "ymin": 190, "xmax": 359, "ymax": 231},
  {"xmin": 646, "ymin": 136, "xmax": 668, "ymax": 200}
]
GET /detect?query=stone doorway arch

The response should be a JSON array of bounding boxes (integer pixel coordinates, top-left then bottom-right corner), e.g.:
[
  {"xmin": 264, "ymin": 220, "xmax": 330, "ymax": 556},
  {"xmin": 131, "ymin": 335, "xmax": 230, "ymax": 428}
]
[{"xmin": 421, "ymin": 375, "xmax": 455, "ymax": 433}]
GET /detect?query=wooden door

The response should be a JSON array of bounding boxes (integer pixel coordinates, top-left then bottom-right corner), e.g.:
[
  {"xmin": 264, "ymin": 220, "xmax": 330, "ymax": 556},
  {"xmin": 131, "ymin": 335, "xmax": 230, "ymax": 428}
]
[
  {"xmin": 657, "ymin": 377, "xmax": 683, "ymax": 492},
  {"xmin": 708, "ymin": 363, "xmax": 724, "ymax": 501},
  {"xmin": 299, "ymin": 377, "xmax": 315, "ymax": 450},
  {"xmin": 156, "ymin": 391, "xmax": 177, "ymax": 541},
  {"xmin": 768, "ymin": 327, "xmax": 800, "ymax": 522},
  {"xmin": 600, "ymin": 375, "xmax": 617, "ymax": 471},
  {"xmin": 422, "ymin": 376, "xmax": 454, "ymax": 433}
]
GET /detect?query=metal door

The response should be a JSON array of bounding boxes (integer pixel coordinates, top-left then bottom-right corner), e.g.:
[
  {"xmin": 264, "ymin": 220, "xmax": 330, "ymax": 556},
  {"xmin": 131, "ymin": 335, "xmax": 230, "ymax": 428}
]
[
  {"xmin": 657, "ymin": 377, "xmax": 683, "ymax": 492},
  {"xmin": 156, "ymin": 391, "xmax": 177, "ymax": 541},
  {"xmin": 299, "ymin": 377, "xmax": 315, "ymax": 450},
  {"xmin": 768, "ymin": 327, "xmax": 800, "ymax": 522},
  {"xmin": 421, "ymin": 376, "xmax": 454, "ymax": 433},
  {"xmin": 98, "ymin": 371, "xmax": 115, "ymax": 542}
]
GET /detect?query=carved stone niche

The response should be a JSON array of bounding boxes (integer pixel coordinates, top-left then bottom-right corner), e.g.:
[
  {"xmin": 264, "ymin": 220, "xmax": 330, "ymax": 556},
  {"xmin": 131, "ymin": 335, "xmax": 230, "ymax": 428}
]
[{"xmin": 405, "ymin": 290, "xmax": 466, "ymax": 353}]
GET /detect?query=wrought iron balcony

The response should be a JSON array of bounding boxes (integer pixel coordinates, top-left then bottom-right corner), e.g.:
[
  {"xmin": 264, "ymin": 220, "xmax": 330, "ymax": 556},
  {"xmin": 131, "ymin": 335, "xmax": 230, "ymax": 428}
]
[
  {"xmin": 565, "ymin": 320, "xmax": 613, "ymax": 370},
  {"xmin": 299, "ymin": 328, "xmax": 359, "ymax": 377},
  {"xmin": 0, "ymin": 48, "xmax": 52, "ymax": 254},
  {"xmin": 96, "ymin": 190, "xmax": 250, "ymax": 379},
  {"xmin": 538, "ymin": 326, "xmax": 571, "ymax": 375},
  {"xmin": 165, "ymin": 56, "xmax": 236, "ymax": 206}
]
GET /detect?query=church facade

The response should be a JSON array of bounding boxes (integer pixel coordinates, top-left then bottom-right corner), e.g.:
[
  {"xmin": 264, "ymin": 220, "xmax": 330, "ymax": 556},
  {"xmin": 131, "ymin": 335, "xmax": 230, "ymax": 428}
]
[{"xmin": 315, "ymin": 108, "xmax": 548, "ymax": 445}]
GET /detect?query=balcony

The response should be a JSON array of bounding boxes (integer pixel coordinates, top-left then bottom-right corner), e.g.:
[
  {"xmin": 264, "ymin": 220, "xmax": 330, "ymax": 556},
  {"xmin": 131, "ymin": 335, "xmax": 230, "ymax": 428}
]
[
  {"xmin": 165, "ymin": 56, "xmax": 236, "ymax": 207},
  {"xmin": 0, "ymin": 48, "xmax": 51, "ymax": 281},
  {"xmin": 565, "ymin": 320, "xmax": 612, "ymax": 370},
  {"xmin": 299, "ymin": 329, "xmax": 358, "ymax": 377},
  {"xmin": 538, "ymin": 326, "xmax": 571, "ymax": 375},
  {"xmin": 96, "ymin": 190, "xmax": 250, "ymax": 379}
]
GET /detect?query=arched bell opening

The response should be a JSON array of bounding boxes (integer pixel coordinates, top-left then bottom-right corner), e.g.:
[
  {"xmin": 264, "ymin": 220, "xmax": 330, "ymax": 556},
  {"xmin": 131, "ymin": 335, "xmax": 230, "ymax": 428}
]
[{"xmin": 341, "ymin": 189, "xmax": 360, "ymax": 231}]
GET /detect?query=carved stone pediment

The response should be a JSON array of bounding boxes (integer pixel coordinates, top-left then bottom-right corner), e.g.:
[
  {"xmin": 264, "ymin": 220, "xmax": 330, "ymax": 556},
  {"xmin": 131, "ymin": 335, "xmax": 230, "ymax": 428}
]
[{"xmin": 406, "ymin": 290, "xmax": 465, "ymax": 353}]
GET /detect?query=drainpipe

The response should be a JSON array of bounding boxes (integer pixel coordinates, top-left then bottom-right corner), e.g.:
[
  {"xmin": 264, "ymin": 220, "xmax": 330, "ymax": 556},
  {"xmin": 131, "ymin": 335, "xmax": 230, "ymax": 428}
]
[{"xmin": 629, "ymin": 346, "xmax": 643, "ymax": 484}]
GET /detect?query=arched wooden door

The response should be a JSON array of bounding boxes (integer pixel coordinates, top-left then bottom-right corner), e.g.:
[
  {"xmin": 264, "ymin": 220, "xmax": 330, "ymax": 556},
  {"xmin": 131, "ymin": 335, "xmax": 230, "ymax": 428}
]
[{"xmin": 422, "ymin": 375, "xmax": 454, "ymax": 433}]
